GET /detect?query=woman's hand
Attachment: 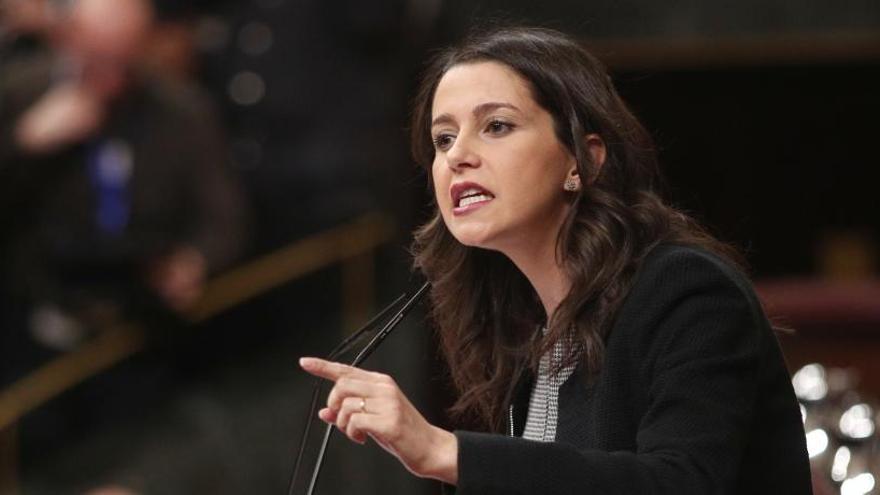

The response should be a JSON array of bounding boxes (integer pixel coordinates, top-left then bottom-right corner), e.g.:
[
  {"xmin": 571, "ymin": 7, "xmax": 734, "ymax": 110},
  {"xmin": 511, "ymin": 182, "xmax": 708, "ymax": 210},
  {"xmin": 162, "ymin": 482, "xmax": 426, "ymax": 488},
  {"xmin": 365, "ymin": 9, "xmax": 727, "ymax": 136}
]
[{"xmin": 299, "ymin": 357, "xmax": 458, "ymax": 485}]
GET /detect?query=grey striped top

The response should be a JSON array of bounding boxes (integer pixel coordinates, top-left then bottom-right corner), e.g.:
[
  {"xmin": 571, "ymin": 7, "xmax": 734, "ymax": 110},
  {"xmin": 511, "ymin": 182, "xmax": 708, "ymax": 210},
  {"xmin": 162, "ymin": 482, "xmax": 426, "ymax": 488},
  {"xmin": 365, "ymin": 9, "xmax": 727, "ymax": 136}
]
[{"xmin": 522, "ymin": 331, "xmax": 578, "ymax": 442}]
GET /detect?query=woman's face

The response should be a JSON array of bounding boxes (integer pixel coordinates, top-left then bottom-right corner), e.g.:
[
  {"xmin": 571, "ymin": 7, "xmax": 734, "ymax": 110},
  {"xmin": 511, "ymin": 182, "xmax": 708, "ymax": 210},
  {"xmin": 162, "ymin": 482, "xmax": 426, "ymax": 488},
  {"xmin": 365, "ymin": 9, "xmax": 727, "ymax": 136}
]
[{"xmin": 431, "ymin": 61, "xmax": 576, "ymax": 255}]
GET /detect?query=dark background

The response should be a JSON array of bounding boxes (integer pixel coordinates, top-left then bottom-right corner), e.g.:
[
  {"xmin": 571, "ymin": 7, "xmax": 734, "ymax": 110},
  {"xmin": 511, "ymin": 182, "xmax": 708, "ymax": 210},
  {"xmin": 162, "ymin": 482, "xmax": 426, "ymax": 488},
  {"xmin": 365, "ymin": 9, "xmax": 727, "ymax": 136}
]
[{"xmin": 2, "ymin": 0, "xmax": 879, "ymax": 493}]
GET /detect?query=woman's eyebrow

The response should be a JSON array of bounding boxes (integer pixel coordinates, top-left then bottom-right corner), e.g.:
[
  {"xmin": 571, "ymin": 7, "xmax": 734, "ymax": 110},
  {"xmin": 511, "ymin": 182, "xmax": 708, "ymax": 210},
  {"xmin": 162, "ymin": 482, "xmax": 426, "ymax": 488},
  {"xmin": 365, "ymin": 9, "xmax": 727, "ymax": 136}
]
[
  {"xmin": 473, "ymin": 101, "xmax": 520, "ymax": 118},
  {"xmin": 431, "ymin": 102, "xmax": 521, "ymax": 129},
  {"xmin": 431, "ymin": 113, "xmax": 456, "ymax": 129}
]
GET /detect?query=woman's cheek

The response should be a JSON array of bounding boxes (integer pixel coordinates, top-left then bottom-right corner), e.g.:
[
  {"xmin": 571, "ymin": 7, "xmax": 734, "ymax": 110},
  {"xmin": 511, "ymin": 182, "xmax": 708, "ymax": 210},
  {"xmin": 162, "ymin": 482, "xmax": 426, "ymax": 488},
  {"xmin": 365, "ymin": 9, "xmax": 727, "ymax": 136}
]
[{"xmin": 432, "ymin": 165, "xmax": 450, "ymax": 214}]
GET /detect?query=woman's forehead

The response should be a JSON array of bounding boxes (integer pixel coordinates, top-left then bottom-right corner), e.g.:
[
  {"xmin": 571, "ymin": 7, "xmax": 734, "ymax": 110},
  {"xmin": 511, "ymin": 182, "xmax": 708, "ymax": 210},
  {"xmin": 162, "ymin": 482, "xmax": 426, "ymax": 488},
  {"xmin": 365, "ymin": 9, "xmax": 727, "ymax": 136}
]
[{"xmin": 431, "ymin": 61, "xmax": 536, "ymax": 119}]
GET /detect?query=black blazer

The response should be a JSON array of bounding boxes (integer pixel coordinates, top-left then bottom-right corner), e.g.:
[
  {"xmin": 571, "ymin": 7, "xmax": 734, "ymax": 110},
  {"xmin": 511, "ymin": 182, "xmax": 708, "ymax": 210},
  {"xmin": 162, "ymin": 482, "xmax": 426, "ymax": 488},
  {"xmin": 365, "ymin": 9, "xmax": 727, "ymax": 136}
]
[{"xmin": 451, "ymin": 244, "xmax": 812, "ymax": 494}]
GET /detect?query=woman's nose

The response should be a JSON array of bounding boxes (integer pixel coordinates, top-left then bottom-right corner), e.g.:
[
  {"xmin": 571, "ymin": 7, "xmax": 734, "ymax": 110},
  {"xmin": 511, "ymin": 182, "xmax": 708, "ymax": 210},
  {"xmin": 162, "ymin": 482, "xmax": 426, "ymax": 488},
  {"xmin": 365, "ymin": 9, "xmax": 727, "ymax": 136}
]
[{"xmin": 446, "ymin": 136, "xmax": 481, "ymax": 171}]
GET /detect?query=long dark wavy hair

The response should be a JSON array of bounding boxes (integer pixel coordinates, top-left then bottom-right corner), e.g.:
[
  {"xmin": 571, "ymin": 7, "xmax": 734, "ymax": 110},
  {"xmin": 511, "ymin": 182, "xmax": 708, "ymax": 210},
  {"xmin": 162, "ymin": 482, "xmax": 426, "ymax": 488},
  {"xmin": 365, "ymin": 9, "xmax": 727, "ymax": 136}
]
[{"xmin": 410, "ymin": 26, "xmax": 741, "ymax": 432}]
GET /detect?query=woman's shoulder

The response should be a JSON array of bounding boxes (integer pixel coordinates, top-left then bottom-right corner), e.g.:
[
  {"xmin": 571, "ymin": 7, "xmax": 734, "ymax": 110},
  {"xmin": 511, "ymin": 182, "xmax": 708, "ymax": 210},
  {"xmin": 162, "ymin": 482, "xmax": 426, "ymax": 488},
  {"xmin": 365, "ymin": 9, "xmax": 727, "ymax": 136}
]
[
  {"xmin": 604, "ymin": 242, "xmax": 772, "ymax": 373},
  {"xmin": 617, "ymin": 242, "xmax": 766, "ymax": 332},
  {"xmin": 636, "ymin": 242, "xmax": 754, "ymax": 299}
]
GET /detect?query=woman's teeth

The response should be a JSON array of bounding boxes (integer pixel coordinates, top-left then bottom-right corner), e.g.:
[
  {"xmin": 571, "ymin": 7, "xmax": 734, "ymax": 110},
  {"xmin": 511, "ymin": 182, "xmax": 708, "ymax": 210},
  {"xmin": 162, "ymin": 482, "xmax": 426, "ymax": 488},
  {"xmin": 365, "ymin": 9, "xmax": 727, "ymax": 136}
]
[{"xmin": 459, "ymin": 194, "xmax": 492, "ymax": 207}]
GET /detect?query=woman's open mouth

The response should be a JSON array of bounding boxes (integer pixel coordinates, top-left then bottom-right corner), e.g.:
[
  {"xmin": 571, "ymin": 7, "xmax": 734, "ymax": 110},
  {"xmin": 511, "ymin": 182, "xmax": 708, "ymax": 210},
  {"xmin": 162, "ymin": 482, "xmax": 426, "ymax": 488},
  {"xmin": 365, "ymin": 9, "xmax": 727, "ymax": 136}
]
[{"xmin": 451, "ymin": 182, "xmax": 495, "ymax": 216}]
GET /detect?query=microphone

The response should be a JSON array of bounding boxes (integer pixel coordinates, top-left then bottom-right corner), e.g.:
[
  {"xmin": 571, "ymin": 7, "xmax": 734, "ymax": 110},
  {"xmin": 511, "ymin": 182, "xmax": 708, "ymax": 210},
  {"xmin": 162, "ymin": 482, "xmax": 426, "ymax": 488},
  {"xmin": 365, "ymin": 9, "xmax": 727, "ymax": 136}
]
[{"xmin": 287, "ymin": 281, "xmax": 430, "ymax": 495}]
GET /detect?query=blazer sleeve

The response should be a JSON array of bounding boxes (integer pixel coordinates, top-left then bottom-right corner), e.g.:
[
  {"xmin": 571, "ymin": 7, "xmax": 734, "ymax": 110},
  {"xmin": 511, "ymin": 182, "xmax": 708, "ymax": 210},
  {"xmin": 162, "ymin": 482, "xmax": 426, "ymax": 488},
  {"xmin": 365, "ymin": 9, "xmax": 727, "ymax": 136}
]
[{"xmin": 450, "ymin": 247, "xmax": 783, "ymax": 495}]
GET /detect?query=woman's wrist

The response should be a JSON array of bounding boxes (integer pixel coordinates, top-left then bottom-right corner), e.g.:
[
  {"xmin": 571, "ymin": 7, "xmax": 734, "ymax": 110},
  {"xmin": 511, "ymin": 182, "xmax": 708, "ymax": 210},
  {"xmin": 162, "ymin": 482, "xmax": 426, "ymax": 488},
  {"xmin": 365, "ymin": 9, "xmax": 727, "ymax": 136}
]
[{"xmin": 421, "ymin": 426, "xmax": 459, "ymax": 485}]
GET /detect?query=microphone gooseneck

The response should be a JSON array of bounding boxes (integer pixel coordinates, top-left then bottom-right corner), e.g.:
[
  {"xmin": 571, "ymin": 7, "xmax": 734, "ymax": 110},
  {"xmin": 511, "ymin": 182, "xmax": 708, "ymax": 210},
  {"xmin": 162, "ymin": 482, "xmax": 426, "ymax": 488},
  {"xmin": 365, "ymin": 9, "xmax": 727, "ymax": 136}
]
[{"xmin": 287, "ymin": 281, "xmax": 430, "ymax": 495}]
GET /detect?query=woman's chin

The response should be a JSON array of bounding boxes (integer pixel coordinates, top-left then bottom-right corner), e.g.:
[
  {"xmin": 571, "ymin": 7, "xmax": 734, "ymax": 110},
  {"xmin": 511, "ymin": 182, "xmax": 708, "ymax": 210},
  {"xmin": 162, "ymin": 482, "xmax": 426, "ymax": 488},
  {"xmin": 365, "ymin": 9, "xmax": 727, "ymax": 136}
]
[{"xmin": 449, "ymin": 225, "xmax": 500, "ymax": 250}]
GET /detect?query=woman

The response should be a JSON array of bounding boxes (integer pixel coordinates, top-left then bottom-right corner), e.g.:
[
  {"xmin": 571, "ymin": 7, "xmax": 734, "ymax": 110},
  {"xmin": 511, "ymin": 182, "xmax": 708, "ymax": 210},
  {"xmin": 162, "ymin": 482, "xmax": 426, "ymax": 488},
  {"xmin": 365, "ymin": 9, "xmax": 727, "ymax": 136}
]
[{"xmin": 300, "ymin": 26, "xmax": 812, "ymax": 493}]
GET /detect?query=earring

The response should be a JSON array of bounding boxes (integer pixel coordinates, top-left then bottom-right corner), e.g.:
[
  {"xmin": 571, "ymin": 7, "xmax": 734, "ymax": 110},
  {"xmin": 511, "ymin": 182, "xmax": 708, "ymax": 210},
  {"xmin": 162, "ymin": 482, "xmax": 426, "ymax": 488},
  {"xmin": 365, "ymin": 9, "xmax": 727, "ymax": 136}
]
[{"xmin": 563, "ymin": 175, "xmax": 581, "ymax": 192}]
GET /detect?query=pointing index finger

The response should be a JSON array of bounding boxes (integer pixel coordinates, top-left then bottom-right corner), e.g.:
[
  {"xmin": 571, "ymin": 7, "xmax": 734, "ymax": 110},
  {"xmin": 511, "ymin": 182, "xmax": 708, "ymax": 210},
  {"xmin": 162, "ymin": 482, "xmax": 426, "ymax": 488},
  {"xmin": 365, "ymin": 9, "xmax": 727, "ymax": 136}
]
[{"xmin": 299, "ymin": 357, "xmax": 360, "ymax": 381}]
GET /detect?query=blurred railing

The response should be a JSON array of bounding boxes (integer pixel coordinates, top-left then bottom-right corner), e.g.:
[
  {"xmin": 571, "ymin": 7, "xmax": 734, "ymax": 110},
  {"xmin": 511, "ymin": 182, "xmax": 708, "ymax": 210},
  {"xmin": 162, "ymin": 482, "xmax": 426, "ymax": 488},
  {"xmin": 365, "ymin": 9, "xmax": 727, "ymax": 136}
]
[
  {"xmin": 0, "ymin": 212, "xmax": 395, "ymax": 493},
  {"xmin": 586, "ymin": 31, "xmax": 880, "ymax": 71}
]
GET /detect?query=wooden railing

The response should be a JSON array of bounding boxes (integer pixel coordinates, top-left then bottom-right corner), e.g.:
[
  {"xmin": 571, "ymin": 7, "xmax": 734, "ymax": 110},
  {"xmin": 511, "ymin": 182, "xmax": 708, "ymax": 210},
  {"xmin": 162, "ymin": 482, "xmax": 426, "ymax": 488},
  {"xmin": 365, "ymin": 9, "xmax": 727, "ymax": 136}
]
[{"xmin": 0, "ymin": 212, "xmax": 395, "ymax": 493}]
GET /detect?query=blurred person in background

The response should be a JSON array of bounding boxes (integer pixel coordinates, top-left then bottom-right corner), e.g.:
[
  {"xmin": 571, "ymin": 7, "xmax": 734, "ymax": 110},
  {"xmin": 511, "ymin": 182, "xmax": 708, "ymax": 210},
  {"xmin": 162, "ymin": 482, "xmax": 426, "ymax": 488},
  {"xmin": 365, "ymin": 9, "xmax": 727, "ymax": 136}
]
[
  {"xmin": 0, "ymin": 1, "xmax": 247, "ymax": 491},
  {"xmin": 3, "ymin": 1, "xmax": 439, "ymax": 493},
  {"xmin": 0, "ymin": 0, "xmax": 59, "ymax": 63},
  {"xmin": 0, "ymin": 0, "xmax": 246, "ymax": 362}
]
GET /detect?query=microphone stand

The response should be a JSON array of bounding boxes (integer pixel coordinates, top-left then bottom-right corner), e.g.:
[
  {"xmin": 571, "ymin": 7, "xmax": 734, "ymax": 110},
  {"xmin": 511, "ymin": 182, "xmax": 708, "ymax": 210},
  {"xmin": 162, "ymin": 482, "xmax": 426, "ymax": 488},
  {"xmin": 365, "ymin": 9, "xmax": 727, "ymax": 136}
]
[{"xmin": 287, "ymin": 281, "xmax": 430, "ymax": 495}]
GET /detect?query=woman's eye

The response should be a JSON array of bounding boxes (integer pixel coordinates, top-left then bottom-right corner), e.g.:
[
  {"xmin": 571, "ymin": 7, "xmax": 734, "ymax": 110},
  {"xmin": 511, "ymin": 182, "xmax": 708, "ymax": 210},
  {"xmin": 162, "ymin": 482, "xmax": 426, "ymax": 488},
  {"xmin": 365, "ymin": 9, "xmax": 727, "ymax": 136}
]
[
  {"xmin": 432, "ymin": 134, "xmax": 454, "ymax": 151},
  {"xmin": 486, "ymin": 119, "xmax": 514, "ymax": 135}
]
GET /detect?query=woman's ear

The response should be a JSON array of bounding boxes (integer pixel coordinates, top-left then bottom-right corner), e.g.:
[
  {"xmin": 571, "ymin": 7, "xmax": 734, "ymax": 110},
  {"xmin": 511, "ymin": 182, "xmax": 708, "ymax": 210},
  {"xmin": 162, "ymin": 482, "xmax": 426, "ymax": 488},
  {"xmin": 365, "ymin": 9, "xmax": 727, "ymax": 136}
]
[{"xmin": 584, "ymin": 133, "xmax": 606, "ymax": 184}]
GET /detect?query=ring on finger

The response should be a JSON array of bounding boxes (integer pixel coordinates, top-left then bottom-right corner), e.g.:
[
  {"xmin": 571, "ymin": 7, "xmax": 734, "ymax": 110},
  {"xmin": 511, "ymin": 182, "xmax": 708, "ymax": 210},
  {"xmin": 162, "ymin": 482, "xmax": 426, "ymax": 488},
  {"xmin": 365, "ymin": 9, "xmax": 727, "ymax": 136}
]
[{"xmin": 358, "ymin": 397, "xmax": 367, "ymax": 414}]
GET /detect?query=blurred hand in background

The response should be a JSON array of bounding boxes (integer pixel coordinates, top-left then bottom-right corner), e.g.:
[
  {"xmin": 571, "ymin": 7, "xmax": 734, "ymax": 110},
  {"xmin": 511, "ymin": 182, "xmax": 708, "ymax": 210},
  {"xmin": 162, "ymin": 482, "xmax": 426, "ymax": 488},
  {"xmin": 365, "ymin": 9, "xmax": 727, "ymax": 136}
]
[
  {"xmin": 15, "ymin": 82, "xmax": 105, "ymax": 154},
  {"xmin": 146, "ymin": 246, "xmax": 206, "ymax": 313}
]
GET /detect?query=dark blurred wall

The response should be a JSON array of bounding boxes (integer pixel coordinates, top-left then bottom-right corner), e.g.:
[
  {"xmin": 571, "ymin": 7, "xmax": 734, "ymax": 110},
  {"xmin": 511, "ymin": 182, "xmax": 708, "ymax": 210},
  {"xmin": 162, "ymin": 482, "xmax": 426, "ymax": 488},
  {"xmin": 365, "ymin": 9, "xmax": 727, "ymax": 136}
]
[
  {"xmin": 178, "ymin": 0, "xmax": 440, "ymax": 252},
  {"xmin": 614, "ymin": 64, "xmax": 880, "ymax": 277},
  {"xmin": 443, "ymin": 0, "xmax": 880, "ymax": 37}
]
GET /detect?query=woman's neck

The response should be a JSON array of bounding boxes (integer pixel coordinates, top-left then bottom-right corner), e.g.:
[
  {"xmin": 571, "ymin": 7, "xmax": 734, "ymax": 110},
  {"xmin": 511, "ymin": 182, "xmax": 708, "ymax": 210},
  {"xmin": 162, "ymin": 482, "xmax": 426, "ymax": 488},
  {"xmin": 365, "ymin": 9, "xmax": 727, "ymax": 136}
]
[{"xmin": 504, "ymin": 240, "xmax": 570, "ymax": 323}]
